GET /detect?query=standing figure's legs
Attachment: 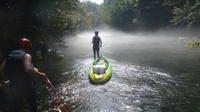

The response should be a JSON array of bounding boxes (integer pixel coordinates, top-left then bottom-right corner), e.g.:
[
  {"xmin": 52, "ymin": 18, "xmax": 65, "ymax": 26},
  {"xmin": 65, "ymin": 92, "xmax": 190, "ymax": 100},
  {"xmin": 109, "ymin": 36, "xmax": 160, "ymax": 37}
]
[
  {"xmin": 93, "ymin": 47, "xmax": 96, "ymax": 59},
  {"xmin": 97, "ymin": 48, "xmax": 100, "ymax": 58}
]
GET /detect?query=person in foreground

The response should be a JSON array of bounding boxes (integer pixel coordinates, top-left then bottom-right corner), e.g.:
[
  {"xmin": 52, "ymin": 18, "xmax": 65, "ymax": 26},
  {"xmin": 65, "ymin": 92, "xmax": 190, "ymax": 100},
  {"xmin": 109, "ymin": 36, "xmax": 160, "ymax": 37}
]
[
  {"xmin": 0, "ymin": 37, "xmax": 51, "ymax": 112},
  {"xmin": 92, "ymin": 31, "xmax": 102, "ymax": 60}
]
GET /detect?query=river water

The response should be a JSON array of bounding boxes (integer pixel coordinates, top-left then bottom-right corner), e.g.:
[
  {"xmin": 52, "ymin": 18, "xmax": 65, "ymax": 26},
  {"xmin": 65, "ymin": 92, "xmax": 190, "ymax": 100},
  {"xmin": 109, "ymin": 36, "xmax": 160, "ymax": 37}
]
[{"xmin": 40, "ymin": 28, "xmax": 200, "ymax": 112}]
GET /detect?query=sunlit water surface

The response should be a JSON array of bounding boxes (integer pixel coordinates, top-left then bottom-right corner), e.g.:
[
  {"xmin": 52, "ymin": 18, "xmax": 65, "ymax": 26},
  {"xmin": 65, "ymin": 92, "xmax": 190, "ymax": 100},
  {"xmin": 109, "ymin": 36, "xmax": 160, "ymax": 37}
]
[{"xmin": 39, "ymin": 28, "xmax": 200, "ymax": 112}]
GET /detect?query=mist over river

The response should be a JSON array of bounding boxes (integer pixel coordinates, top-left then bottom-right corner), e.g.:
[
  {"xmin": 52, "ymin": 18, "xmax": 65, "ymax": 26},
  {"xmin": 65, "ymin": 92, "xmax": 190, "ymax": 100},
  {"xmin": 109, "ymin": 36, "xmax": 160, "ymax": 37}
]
[{"xmin": 39, "ymin": 27, "xmax": 200, "ymax": 112}]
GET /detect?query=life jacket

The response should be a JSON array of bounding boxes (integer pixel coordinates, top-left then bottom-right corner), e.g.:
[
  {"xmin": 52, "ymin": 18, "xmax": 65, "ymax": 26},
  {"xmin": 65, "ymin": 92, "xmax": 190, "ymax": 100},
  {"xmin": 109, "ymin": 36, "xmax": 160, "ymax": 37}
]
[
  {"xmin": 5, "ymin": 50, "xmax": 32, "ymax": 85},
  {"xmin": 93, "ymin": 36, "xmax": 101, "ymax": 48}
]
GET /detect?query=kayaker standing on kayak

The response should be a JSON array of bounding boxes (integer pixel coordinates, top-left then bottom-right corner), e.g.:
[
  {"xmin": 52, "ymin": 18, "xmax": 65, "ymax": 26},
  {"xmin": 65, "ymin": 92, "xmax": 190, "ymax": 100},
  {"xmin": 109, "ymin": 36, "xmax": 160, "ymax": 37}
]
[
  {"xmin": 92, "ymin": 31, "xmax": 102, "ymax": 59},
  {"xmin": 0, "ymin": 38, "xmax": 52, "ymax": 112}
]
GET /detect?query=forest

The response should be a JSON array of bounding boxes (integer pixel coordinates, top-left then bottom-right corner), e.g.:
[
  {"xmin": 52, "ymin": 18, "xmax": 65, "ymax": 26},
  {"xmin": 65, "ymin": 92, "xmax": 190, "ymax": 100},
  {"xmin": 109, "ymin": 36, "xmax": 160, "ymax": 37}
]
[
  {"xmin": 0, "ymin": 0, "xmax": 200, "ymax": 54},
  {"xmin": 0, "ymin": 0, "xmax": 101, "ymax": 54},
  {"xmin": 0, "ymin": 0, "xmax": 200, "ymax": 112},
  {"xmin": 101, "ymin": 0, "xmax": 200, "ymax": 29}
]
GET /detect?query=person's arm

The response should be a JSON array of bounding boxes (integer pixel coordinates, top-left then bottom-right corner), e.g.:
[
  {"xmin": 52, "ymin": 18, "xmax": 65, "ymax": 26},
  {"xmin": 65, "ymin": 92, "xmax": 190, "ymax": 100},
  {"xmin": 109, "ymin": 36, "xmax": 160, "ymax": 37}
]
[{"xmin": 23, "ymin": 54, "xmax": 52, "ymax": 85}]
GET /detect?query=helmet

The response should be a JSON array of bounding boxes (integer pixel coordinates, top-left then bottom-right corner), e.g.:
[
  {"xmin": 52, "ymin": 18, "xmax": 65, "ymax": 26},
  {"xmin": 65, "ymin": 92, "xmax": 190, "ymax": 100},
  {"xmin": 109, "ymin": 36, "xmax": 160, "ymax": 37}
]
[{"xmin": 17, "ymin": 38, "xmax": 32, "ymax": 50}]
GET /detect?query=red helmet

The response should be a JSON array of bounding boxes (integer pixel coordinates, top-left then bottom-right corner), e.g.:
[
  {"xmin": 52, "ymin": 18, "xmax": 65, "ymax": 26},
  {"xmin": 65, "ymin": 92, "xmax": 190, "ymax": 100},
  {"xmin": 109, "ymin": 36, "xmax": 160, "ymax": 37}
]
[{"xmin": 17, "ymin": 38, "xmax": 32, "ymax": 50}]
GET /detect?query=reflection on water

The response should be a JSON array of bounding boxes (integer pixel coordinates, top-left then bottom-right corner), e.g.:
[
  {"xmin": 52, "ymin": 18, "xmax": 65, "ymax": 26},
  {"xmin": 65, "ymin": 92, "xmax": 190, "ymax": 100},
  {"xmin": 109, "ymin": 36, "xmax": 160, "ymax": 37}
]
[
  {"xmin": 38, "ymin": 28, "xmax": 200, "ymax": 112},
  {"xmin": 54, "ymin": 58, "xmax": 175, "ymax": 112}
]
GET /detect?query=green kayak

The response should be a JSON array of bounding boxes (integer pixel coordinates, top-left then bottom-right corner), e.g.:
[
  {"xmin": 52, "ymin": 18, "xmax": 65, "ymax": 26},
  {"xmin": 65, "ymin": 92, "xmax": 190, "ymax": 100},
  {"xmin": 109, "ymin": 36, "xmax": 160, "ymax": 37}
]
[{"xmin": 88, "ymin": 56, "xmax": 112, "ymax": 84}]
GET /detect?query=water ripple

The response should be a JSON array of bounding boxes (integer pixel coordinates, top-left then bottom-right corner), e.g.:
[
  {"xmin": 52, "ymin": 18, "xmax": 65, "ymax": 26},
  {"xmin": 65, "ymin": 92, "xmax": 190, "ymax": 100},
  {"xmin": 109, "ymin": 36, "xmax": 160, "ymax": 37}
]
[{"xmin": 55, "ymin": 58, "xmax": 175, "ymax": 112}]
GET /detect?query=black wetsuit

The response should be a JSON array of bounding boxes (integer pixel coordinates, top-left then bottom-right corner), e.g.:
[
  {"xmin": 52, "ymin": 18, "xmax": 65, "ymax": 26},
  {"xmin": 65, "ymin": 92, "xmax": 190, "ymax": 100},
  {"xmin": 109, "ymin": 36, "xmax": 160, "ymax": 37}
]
[
  {"xmin": 92, "ymin": 35, "xmax": 102, "ymax": 59},
  {"xmin": 5, "ymin": 50, "xmax": 37, "ymax": 112}
]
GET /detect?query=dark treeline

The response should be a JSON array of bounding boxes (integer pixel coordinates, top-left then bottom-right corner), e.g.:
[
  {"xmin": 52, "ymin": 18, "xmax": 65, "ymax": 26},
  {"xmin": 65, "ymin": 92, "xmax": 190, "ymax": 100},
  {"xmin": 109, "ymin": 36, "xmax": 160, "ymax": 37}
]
[
  {"xmin": 101, "ymin": 0, "xmax": 200, "ymax": 30},
  {"xmin": 0, "ymin": 0, "xmax": 100, "ymax": 54},
  {"xmin": 1, "ymin": 0, "xmax": 200, "ymax": 54}
]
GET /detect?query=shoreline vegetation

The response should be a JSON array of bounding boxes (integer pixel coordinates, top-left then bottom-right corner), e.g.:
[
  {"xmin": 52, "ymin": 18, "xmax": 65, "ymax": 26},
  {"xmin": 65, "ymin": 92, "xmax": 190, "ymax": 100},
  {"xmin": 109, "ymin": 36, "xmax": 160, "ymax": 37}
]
[
  {"xmin": 0, "ymin": 0, "xmax": 200, "ymax": 55},
  {"xmin": 0, "ymin": 0, "xmax": 200, "ymax": 111}
]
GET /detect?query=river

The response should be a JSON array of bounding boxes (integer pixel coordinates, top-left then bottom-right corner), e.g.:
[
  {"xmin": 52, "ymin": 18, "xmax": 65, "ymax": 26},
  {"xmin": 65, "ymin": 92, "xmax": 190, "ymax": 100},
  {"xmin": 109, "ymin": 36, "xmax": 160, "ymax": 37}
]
[{"xmin": 39, "ymin": 27, "xmax": 200, "ymax": 112}]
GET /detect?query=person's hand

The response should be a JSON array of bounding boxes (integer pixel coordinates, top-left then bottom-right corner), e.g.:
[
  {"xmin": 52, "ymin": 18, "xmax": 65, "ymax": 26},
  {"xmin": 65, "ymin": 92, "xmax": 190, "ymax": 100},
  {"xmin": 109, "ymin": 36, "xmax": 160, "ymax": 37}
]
[
  {"xmin": 100, "ymin": 44, "xmax": 102, "ymax": 47},
  {"xmin": 33, "ymin": 67, "xmax": 39, "ymax": 72},
  {"xmin": 40, "ymin": 73, "xmax": 53, "ymax": 87}
]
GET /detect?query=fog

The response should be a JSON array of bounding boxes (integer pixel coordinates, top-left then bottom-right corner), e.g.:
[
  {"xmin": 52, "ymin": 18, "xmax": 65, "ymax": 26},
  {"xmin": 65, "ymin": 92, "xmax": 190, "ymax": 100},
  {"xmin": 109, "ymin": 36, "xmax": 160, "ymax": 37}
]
[{"xmin": 63, "ymin": 27, "xmax": 200, "ymax": 73}]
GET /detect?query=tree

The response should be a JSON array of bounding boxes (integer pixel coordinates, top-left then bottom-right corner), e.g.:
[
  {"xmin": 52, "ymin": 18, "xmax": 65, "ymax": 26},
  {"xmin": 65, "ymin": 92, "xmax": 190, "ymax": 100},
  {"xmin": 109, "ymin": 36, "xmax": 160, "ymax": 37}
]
[
  {"xmin": 171, "ymin": 0, "xmax": 200, "ymax": 26},
  {"xmin": 0, "ymin": 0, "xmax": 101, "ymax": 53},
  {"xmin": 138, "ymin": 0, "xmax": 171, "ymax": 28},
  {"xmin": 102, "ymin": 0, "xmax": 139, "ymax": 29}
]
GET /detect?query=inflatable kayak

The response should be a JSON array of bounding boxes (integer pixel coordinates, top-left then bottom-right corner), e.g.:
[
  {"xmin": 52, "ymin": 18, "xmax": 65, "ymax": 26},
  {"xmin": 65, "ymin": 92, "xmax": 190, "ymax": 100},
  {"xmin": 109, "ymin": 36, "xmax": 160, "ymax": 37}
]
[{"xmin": 88, "ymin": 56, "xmax": 112, "ymax": 84}]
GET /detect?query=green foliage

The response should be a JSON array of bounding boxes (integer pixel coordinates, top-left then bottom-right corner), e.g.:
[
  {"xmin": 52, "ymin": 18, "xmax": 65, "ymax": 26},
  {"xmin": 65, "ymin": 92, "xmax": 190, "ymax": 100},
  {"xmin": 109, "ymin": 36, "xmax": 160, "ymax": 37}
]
[
  {"xmin": 138, "ymin": 0, "xmax": 171, "ymax": 27},
  {"xmin": 27, "ymin": 0, "xmax": 81, "ymax": 39},
  {"xmin": 0, "ymin": 0, "xmax": 100, "ymax": 53},
  {"xmin": 77, "ymin": 1, "xmax": 101, "ymax": 29},
  {"xmin": 101, "ymin": 0, "xmax": 172, "ymax": 29},
  {"xmin": 1, "ymin": 0, "xmax": 200, "ymax": 53},
  {"xmin": 171, "ymin": 0, "xmax": 200, "ymax": 26},
  {"xmin": 102, "ymin": 0, "xmax": 139, "ymax": 29},
  {"xmin": 101, "ymin": 0, "xmax": 200, "ymax": 29}
]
